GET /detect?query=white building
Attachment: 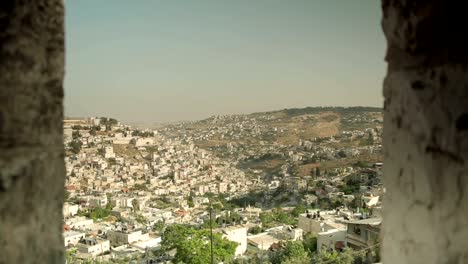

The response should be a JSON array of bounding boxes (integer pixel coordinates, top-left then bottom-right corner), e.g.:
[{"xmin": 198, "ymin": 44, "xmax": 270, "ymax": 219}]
[
  {"xmin": 89, "ymin": 117, "xmax": 101, "ymax": 126},
  {"xmin": 64, "ymin": 231, "xmax": 85, "ymax": 247},
  {"xmin": 66, "ymin": 216, "xmax": 94, "ymax": 230},
  {"xmin": 268, "ymin": 180, "xmax": 280, "ymax": 190},
  {"xmin": 112, "ymin": 196, "xmax": 134, "ymax": 208},
  {"xmin": 240, "ymin": 206, "xmax": 262, "ymax": 219},
  {"xmin": 247, "ymin": 233, "xmax": 279, "ymax": 250},
  {"xmin": 104, "ymin": 146, "xmax": 115, "ymax": 159},
  {"xmin": 76, "ymin": 237, "xmax": 110, "ymax": 257},
  {"xmin": 266, "ymin": 226, "xmax": 303, "ymax": 241},
  {"xmin": 220, "ymin": 226, "xmax": 248, "ymax": 256},
  {"xmin": 63, "ymin": 203, "xmax": 79, "ymax": 217},
  {"xmin": 298, "ymin": 210, "xmax": 347, "ymax": 236},
  {"xmin": 107, "ymin": 229, "xmax": 148, "ymax": 246},
  {"xmin": 317, "ymin": 229, "xmax": 347, "ymax": 252},
  {"xmin": 88, "ymin": 195, "xmax": 108, "ymax": 208},
  {"xmin": 218, "ymin": 182, "xmax": 228, "ymax": 194},
  {"xmin": 193, "ymin": 197, "xmax": 209, "ymax": 207},
  {"xmin": 64, "ymin": 128, "xmax": 73, "ymax": 142},
  {"xmin": 131, "ymin": 236, "xmax": 162, "ymax": 250}
]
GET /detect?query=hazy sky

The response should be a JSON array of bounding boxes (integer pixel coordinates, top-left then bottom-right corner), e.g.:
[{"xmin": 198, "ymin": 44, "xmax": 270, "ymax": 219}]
[{"xmin": 65, "ymin": 0, "xmax": 386, "ymax": 123}]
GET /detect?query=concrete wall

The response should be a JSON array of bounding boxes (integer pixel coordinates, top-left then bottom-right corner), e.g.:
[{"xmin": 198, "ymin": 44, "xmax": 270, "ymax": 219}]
[
  {"xmin": 298, "ymin": 215, "xmax": 322, "ymax": 235},
  {"xmin": 381, "ymin": 1, "xmax": 468, "ymax": 263},
  {"xmin": 222, "ymin": 227, "xmax": 248, "ymax": 256},
  {"xmin": 107, "ymin": 230, "xmax": 143, "ymax": 246},
  {"xmin": 0, "ymin": 1, "xmax": 65, "ymax": 263},
  {"xmin": 317, "ymin": 229, "xmax": 346, "ymax": 252},
  {"xmin": 298, "ymin": 215, "xmax": 336, "ymax": 235}
]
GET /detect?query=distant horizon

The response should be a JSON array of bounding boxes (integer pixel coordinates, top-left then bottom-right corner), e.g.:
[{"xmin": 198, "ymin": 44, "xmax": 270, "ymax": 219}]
[
  {"xmin": 65, "ymin": 1, "xmax": 385, "ymax": 123},
  {"xmin": 64, "ymin": 104, "xmax": 383, "ymax": 125}
]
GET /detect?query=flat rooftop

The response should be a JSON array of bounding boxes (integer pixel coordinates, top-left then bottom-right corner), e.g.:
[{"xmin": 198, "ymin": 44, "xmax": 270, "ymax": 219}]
[
  {"xmin": 346, "ymin": 218, "xmax": 382, "ymax": 225},
  {"xmin": 247, "ymin": 233, "xmax": 279, "ymax": 246}
]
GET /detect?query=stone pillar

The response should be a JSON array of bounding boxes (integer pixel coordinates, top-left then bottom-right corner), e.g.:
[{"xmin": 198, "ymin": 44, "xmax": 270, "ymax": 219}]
[
  {"xmin": 0, "ymin": 1, "xmax": 65, "ymax": 263},
  {"xmin": 382, "ymin": 1, "xmax": 468, "ymax": 263}
]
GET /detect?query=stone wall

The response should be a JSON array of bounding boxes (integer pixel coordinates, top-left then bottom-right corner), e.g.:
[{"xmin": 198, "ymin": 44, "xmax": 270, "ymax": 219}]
[
  {"xmin": 0, "ymin": 1, "xmax": 65, "ymax": 263},
  {"xmin": 381, "ymin": 1, "xmax": 468, "ymax": 263}
]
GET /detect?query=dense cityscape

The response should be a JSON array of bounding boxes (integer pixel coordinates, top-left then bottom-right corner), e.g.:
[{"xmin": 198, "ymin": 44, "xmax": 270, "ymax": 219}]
[{"xmin": 63, "ymin": 107, "xmax": 384, "ymax": 264}]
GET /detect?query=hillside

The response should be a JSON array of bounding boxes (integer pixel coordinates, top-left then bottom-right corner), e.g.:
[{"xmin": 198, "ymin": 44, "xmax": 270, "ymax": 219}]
[
  {"xmin": 183, "ymin": 106, "xmax": 382, "ymax": 145},
  {"xmin": 159, "ymin": 106, "xmax": 383, "ymax": 179}
]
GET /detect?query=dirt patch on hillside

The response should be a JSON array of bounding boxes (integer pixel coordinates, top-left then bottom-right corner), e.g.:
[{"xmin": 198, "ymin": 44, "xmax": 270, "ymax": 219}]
[
  {"xmin": 275, "ymin": 112, "xmax": 340, "ymax": 145},
  {"xmin": 311, "ymin": 112, "xmax": 340, "ymax": 137},
  {"xmin": 113, "ymin": 144, "xmax": 142, "ymax": 162},
  {"xmin": 296, "ymin": 154, "xmax": 384, "ymax": 176}
]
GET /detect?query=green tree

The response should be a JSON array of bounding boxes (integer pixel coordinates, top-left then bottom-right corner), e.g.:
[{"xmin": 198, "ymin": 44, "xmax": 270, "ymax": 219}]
[
  {"xmin": 260, "ymin": 208, "xmax": 297, "ymax": 229},
  {"xmin": 72, "ymin": 130, "xmax": 81, "ymax": 139},
  {"xmin": 162, "ymin": 224, "xmax": 237, "ymax": 264},
  {"xmin": 249, "ymin": 251, "xmax": 271, "ymax": 264},
  {"xmin": 314, "ymin": 247, "xmax": 365, "ymax": 264},
  {"xmin": 135, "ymin": 214, "xmax": 148, "ymax": 225},
  {"xmin": 153, "ymin": 220, "xmax": 165, "ymax": 233},
  {"xmin": 269, "ymin": 241, "xmax": 311, "ymax": 264},
  {"xmin": 302, "ymin": 233, "xmax": 318, "ymax": 254},
  {"xmin": 106, "ymin": 195, "xmax": 114, "ymax": 210},
  {"xmin": 100, "ymin": 117, "xmax": 118, "ymax": 126},
  {"xmin": 161, "ymin": 224, "xmax": 191, "ymax": 251},
  {"xmin": 131, "ymin": 130, "xmax": 140, "ymax": 137},
  {"xmin": 248, "ymin": 226, "xmax": 262, "ymax": 235},
  {"xmin": 132, "ymin": 198, "xmax": 140, "ymax": 212},
  {"xmin": 64, "ymin": 190, "xmax": 70, "ymax": 201},
  {"xmin": 65, "ymin": 249, "xmax": 77, "ymax": 263},
  {"xmin": 68, "ymin": 140, "xmax": 82, "ymax": 154},
  {"xmin": 202, "ymin": 217, "xmax": 219, "ymax": 229},
  {"xmin": 366, "ymin": 133, "xmax": 374, "ymax": 145},
  {"xmin": 97, "ymin": 147, "xmax": 104, "ymax": 156},
  {"xmin": 109, "ymin": 118, "xmax": 118, "ymax": 125},
  {"xmin": 212, "ymin": 202, "xmax": 223, "ymax": 211},
  {"xmin": 354, "ymin": 161, "xmax": 369, "ymax": 168},
  {"xmin": 292, "ymin": 203, "xmax": 306, "ymax": 217},
  {"xmin": 259, "ymin": 212, "xmax": 274, "ymax": 228},
  {"xmin": 82, "ymin": 206, "xmax": 112, "ymax": 221},
  {"xmin": 107, "ymin": 158, "xmax": 116, "ymax": 166},
  {"xmin": 133, "ymin": 183, "xmax": 148, "ymax": 191},
  {"xmin": 282, "ymin": 241, "xmax": 309, "ymax": 262},
  {"xmin": 187, "ymin": 195, "xmax": 195, "ymax": 208},
  {"xmin": 370, "ymin": 244, "xmax": 381, "ymax": 263},
  {"xmin": 282, "ymin": 255, "xmax": 312, "ymax": 264}
]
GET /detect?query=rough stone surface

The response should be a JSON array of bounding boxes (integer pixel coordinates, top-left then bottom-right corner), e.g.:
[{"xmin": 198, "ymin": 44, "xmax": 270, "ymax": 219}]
[
  {"xmin": 0, "ymin": 1, "xmax": 65, "ymax": 263},
  {"xmin": 382, "ymin": 1, "xmax": 468, "ymax": 263}
]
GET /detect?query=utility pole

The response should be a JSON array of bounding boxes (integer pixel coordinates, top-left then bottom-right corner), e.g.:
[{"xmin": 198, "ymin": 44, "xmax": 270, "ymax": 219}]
[{"xmin": 209, "ymin": 203, "xmax": 214, "ymax": 264}]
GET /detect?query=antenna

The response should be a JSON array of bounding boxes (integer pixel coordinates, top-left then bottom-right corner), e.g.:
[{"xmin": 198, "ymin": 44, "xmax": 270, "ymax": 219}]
[{"xmin": 209, "ymin": 201, "xmax": 214, "ymax": 264}]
